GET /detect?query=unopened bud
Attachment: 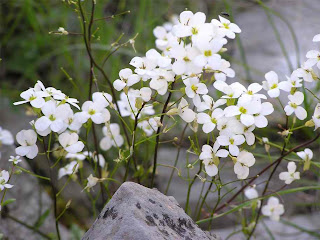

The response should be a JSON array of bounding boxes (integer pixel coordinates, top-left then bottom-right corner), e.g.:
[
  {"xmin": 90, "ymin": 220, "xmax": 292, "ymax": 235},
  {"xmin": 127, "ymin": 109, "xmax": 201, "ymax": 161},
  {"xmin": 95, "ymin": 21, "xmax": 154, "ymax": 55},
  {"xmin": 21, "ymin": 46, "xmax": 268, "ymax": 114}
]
[
  {"xmin": 166, "ymin": 108, "xmax": 179, "ymax": 116},
  {"xmin": 305, "ymin": 119, "xmax": 315, "ymax": 127}
]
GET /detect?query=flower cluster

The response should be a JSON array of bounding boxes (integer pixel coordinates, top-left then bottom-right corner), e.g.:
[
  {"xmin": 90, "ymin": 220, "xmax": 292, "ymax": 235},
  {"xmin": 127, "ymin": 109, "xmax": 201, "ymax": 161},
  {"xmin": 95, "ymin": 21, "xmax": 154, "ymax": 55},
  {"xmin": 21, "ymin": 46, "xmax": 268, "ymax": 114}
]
[{"xmin": 13, "ymin": 80, "xmax": 122, "ymax": 181}]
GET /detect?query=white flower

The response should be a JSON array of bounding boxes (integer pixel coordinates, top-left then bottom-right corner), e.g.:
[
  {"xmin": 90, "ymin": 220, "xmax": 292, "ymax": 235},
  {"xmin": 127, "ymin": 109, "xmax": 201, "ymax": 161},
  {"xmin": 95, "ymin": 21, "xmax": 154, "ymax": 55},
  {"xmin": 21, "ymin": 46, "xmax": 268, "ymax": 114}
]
[
  {"xmin": 193, "ymin": 95, "xmax": 226, "ymax": 112},
  {"xmin": 117, "ymin": 91, "xmax": 155, "ymax": 119},
  {"xmin": 79, "ymin": 100, "xmax": 111, "ymax": 124},
  {"xmin": 211, "ymin": 15, "xmax": 241, "ymax": 39},
  {"xmin": 171, "ymin": 45, "xmax": 201, "ymax": 75},
  {"xmin": 305, "ymin": 50, "xmax": 320, "ymax": 69},
  {"xmin": 312, "ymin": 103, "xmax": 320, "ymax": 130},
  {"xmin": 280, "ymin": 73, "xmax": 303, "ymax": 93},
  {"xmin": 197, "ymin": 108, "xmax": 224, "ymax": 133},
  {"xmin": 234, "ymin": 150, "xmax": 255, "ymax": 179},
  {"xmin": 65, "ymin": 112, "xmax": 83, "ymax": 131},
  {"xmin": 217, "ymin": 134, "xmax": 245, "ymax": 156},
  {"xmin": 83, "ymin": 174, "xmax": 99, "ymax": 192},
  {"xmin": 172, "ymin": 11, "xmax": 206, "ymax": 38},
  {"xmin": 217, "ymin": 117, "xmax": 244, "ymax": 136},
  {"xmin": 297, "ymin": 148, "xmax": 313, "ymax": 170},
  {"xmin": 183, "ymin": 77, "xmax": 208, "ymax": 99},
  {"xmin": 294, "ymin": 65, "xmax": 315, "ymax": 83},
  {"xmin": 100, "ymin": 123, "xmax": 124, "ymax": 151},
  {"xmin": 0, "ymin": 170, "xmax": 13, "ymax": 191},
  {"xmin": 213, "ymin": 81, "xmax": 246, "ymax": 99},
  {"xmin": 130, "ymin": 56, "xmax": 156, "ymax": 78},
  {"xmin": 243, "ymin": 125, "xmax": 255, "ymax": 146},
  {"xmin": 58, "ymin": 132, "xmax": 84, "ymax": 154},
  {"xmin": 57, "ymin": 27, "xmax": 68, "ymax": 35},
  {"xmin": 207, "ymin": 58, "xmax": 235, "ymax": 81},
  {"xmin": 13, "ymin": 88, "xmax": 49, "ymax": 108},
  {"xmin": 65, "ymin": 152, "xmax": 86, "ymax": 161},
  {"xmin": 58, "ymin": 161, "xmax": 78, "ymax": 179},
  {"xmin": 15, "ymin": 129, "xmax": 38, "ymax": 159},
  {"xmin": 284, "ymin": 91, "xmax": 307, "ymax": 120},
  {"xmin": 224, "ymin": 99, "xmax": 261, "ymax": 127},
  {"xmin": 244, "ymin": 186, "xmax": 258, "ymax": 199},
  {"xmin": 149, "ymin": 69, "xmax": 175, "ymax": 95},
  {"xmin": 244, "ymin": 185, "xmax": 261, "ymax": 208},
  {"xmin": 137, "ymin": 117, "xmax": 161, "ymax": 136},
  {"xmin": 146, "ymin": 49, "xmax": 171, "ymax": 68},
  {"xmin": 0, "ymin": 127, "xmax": 14, "ymax": 145},
  {"xmin": 178, "ymin": 98, "xmax": 196, "ymax": 123},
  {"xmin": 8, "ymin": 156, "xmax": 22, "ymax": 165},
  {"xmin": 194, "ymin": 37, "xmax": 226, "ymax": 67},
  {"xmin": 279, "ymin": 162, "xmax": 300, "ymax": 184},
  {"xmin": 262, "ymin": 71, "xmax": 288, "ymax": 98},
  {"xmin": 262, "ymin": 197, "xmax": 285, "ymax": 221},
  {"xmin": 52, "ymin": 93, "xmax": 80, "ymax": 110},
  {"xmin": 138, "ymin": 87, "xmax": 152, "ymax": 102},
  {"xmin": 240, "ymin": 83, "xmax": 266, "ymax": 102},
  {"xmin": 83, "ymin": 151, "xmax": 105, "ymax": 168},
  {"xmin": 92, "ymin": 92, "xmax": 113, "ymax": 108},
  {"xmin": 35, "ymin": 100, "xmax": 72, "ymax": 134},
  {"xmin": 313, "ymin": 34, "xmax": 320, "ymax": 42},
  {"xmin": 297, "ymin": 148, "xmax": 313, "ymax": 162},
  {"xmin": 199, "ymin": 143, "xmax": 228, "ymax": 177},
  {"xmin": 113, "ymin": 68, "xmax": 140, "ymax": 91},
  {"xmin": 253, "ymin": 102, "xmax": 274, "ymax": 128}
]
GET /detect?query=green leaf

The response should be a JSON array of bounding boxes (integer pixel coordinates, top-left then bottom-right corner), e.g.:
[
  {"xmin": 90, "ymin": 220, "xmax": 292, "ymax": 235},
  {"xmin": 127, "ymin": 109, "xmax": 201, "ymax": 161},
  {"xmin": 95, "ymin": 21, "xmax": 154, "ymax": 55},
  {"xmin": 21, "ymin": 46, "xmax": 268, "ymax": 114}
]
[
  {"xmin": 1, "ymin": 198, "xmax": 16, "ymax": 207},
  {"xmin": 34, "ymin": 209, "xmax": 51, "ymax": 229}
]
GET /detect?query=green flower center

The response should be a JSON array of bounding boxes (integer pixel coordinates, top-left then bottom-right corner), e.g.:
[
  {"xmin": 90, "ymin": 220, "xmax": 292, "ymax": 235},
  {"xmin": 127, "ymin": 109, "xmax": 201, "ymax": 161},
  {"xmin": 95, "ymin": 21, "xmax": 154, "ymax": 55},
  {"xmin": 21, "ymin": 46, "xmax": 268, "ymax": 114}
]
[
  {"xmin": 49, "ymin": 114, "xmax": 56, "ymax": 121},
  {"xmin": 204, "ymin": 50, "xmax": 212, "ymax": 57},
  {"xmin": 191, "ymin": 84, "xmax": 198, "ymax": 92},
  {"xmin": 290, "ymin": 103, "xmax": 297, "ymax": 109},
  {"xmin": 223, "ymin": 23, "xmax": 229, "ymax": 29},
  {"xmin": 29, "ymin": 95, "xmax": 36, "ymax": 101},
  {"xmin": 88, "ymin": 109, "xmax": 96, "ymax": 115},
  {"xmin": 270, "ymin": 83, "xmax": 278, "ymax": 89},
  {"xmin": 239, "ymin": 106, "xmax": 247, "ymax": 114},
  {"xmin": 191, "ymin": 27, "xmax": 198, "ymax": 35},
  {"xmin": 183, "ymin": 56, "xmax": 190, "ymax": 62}
]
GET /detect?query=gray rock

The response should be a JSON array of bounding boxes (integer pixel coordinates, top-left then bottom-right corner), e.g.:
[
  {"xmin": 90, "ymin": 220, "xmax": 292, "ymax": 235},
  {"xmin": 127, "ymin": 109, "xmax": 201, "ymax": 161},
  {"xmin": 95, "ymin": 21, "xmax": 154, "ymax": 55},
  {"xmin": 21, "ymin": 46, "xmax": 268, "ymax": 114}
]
[{"xmin": 82, "ymin": 182, "xmax": 219, "ymax": 240}]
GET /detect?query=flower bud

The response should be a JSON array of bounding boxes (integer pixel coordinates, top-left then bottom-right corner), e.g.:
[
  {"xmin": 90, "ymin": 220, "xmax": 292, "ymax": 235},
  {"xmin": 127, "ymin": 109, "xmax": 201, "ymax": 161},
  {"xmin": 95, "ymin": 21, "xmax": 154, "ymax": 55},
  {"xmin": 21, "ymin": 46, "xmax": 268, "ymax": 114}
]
[
  {"xmin": 305, "ymin": 119, "xmax": 315, "ymax": 127},
  {"xmin": 166, "ymin": 108, "xmax": 179, "ymax": 116}
]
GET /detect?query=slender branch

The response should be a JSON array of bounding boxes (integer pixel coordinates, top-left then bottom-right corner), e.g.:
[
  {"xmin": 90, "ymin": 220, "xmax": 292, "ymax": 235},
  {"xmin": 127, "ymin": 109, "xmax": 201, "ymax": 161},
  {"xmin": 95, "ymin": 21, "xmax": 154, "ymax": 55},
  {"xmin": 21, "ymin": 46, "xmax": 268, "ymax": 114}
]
[
  {"xmin": 185, "ymin": 162, "xmax": 203, "ymax": 212},
  {"xmin": 6, "ymin": 214, "xmax": 52, "ymax": 240},
  {"xmin": 196, "ymin": 179, "xmax": 214, "ymax": 220},
  {"xmin": 93, "ymin": 10, "xmax": 131, "ymax": 22},
  {"xmin": 150, "ymin": 82, "xmax": 175, "ymax": 187},
  {"xmin": 165, "ymin": 123, "xmax": 188, "ymax": 194},
  {"xmin": 212, "ymin": 132, "xmax": 320, "ymax": 214},
  {"xmin": 123, "ymin": 103, "xmax": 146, "ymax": 182},
  {"xmin": 77, "ymin": 0, "xmax": 130, "ymax": 146},
  {"xmin": 43, "ymin": 139, "xmax": 61, "ymax": 240}
]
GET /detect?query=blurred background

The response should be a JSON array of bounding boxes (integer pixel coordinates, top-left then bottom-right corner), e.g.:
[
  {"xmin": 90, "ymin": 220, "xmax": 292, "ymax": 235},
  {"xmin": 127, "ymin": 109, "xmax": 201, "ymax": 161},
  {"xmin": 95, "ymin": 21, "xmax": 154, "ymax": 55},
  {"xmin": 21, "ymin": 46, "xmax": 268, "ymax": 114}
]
[{"xmin": 1, "ymin": 0, "xmax": 320, "ymax": 239}]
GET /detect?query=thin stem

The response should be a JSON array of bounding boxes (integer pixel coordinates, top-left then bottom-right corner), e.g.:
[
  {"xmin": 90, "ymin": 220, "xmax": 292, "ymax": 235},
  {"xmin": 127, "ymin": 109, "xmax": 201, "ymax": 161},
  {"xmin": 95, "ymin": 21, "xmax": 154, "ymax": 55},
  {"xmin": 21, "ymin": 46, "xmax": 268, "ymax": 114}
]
[
  {"xmin": 211, "ymin": 132, "xmax": 320, "ymax": 215},
  {"xmin": 77, "ymin": 0, "xmax": 130, "ymax": 145},
  {"xmin": 6, "ymin": 214, "xmax": 52, "ymax": 240},
  {"xmin": 150, "ymin": 82, "xmax": 175, "ymax": 187},
  {"xmin": 123, "ymin": 103, "xmax": 146, "ymax": 182},
  {"xmin": 43, "ymin": 138, "xmax": 61, "ymax": 240},
  {"xmin": 196, "ymin": 179, "xmax": 214, "ymax": 220},
  {"xmin": 185, "ymin": 162, "xmax": 203, "ymax": 213},
  {"xmin": 165, "ymin": 123, "xmax": 188, "ymax": 194}
]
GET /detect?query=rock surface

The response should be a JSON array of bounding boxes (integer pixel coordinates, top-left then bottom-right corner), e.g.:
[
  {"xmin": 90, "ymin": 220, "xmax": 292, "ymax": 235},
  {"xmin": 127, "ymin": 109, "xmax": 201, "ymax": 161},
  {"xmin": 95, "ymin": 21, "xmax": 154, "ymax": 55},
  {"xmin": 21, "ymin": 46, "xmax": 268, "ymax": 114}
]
[{"xmin": 82, "ymin": 182, "xmax": 219, "ymax": 240}]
